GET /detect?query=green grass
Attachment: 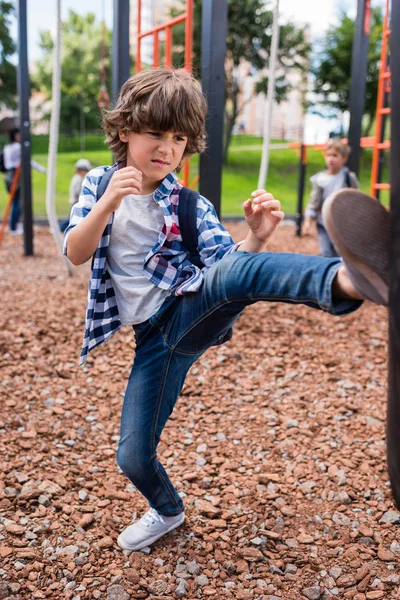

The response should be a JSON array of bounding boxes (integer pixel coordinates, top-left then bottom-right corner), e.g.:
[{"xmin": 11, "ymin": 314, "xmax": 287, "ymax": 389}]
[{"xmin": 1, "ymin": 143, "xmax": 389, "ymax": 218}]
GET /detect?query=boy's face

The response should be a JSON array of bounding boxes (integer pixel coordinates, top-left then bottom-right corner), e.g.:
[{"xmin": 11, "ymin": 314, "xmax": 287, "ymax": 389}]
[
  {"xmin": 119, "ymin": 129, "xmax": 188, "ymax": 193},
  {"xmin": 325, "ymin": 149, "xmax": 347, "ymax": 174}
]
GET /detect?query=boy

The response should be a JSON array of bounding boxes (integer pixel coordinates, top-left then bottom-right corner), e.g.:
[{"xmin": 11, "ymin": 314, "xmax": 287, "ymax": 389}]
[
  {"xmin": 64, "ymin": 68, "xmax": 389, "ymax": 552},
  {"xmin": 303, "ymin": 139, "xmax": 358, "ymax": 257},
  {"xmin": 60, "ymin": 159, "xmax": 92, "ymax": 232}
]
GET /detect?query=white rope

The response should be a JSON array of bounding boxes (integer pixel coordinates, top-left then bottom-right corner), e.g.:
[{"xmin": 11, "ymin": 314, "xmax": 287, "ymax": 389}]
[
  {"xmin": 45, "ymin": 0, "xmax": 73, "ymax": 276},
  {"xmin": 258, "ymin": 0, "xmax": 280, "ymax": 190}
]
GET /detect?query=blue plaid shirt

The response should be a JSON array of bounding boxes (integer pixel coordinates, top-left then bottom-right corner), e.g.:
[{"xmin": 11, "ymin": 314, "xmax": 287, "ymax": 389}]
[{"xmin": 64, "ymin": 165, "xmax": 239, "ymax": 364}]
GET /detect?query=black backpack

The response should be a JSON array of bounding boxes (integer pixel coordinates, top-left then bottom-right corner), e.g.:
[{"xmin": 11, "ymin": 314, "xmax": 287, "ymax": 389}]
[
  {"xmin": 96, "ymin": 166, "xmax": 203, "ymax": 268},
  {"xmin": 344, "ymin": 169, "xmax": 352, "ymax": 188},
  {"xmin": 0, "ymin": 151, "xmax": 6, "ymax": 173}
]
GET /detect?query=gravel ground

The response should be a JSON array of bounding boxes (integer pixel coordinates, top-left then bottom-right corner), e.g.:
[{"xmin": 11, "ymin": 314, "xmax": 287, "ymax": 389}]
[{"xmin": 0, "ymin": 223, "xmax": 398, "ymax": 600}]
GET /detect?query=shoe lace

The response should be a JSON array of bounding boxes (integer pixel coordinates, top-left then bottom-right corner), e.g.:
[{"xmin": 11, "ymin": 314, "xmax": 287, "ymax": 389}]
[{"xmin": 141, "ymin": 508, "xmax": 165, "ymax": 528}]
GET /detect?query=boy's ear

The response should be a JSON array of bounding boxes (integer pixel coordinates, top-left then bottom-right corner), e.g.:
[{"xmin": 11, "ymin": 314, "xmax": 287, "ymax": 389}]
[{"xmin": 118, "ymin": 130, "xmax": 129, "ymax": 143}]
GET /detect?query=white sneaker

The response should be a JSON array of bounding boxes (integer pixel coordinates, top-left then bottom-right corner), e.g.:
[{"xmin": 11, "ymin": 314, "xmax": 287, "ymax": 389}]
[{"xmin": 117, "ymin": 507, "xmax": 185, "ymax": 552}]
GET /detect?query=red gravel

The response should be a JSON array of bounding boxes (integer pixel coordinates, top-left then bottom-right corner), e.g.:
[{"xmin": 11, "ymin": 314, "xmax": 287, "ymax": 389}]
[{"xmin": 0, "ymin": 223, "xmax": 398, "ymax": 600}]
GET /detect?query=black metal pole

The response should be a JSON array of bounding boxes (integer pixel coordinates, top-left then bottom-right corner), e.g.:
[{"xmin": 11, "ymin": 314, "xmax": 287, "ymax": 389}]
[
  {"xmin": 112, "ymin": 0, "xmax": 131, "ymax": 104},
  {"xmin": 347, "ymin": 0, "xmax": 370, "ymax": 176},
  {"xmin": 16, "ymin": 0, "xmax": 33, "ymax": 256},
  {"xmin": 295, "ymin": 144, "xmax": 306, "ymax": 237},
  {"xmin": 387, "ymin": 0, "xmax": 400, "ymax": 509},
  {"xmin": 199, "ymin": 0, "xmax": 228, "ymax": 218}
]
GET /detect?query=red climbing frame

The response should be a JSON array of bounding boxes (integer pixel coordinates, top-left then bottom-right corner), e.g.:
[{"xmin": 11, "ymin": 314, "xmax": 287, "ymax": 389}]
[{"xmin": 136, "ymin": 0, "xmax": 194, "ymax": 187}]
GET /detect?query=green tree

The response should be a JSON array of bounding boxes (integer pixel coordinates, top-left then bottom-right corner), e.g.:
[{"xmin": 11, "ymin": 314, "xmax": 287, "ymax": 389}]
[
  {"xmin": 33, "ymin": 10, "xmax": 112, "ymax": 133},
  {"xmin": 171, "ymin": 0, "xmax": 310, "ymax": 163},
  {"xmin": 0, "ymin": 0, "xmax": 17, "ymax": 108},
  {"xmin": 313, "ymin": 7, "xmax": 383, "ymax": 135}
]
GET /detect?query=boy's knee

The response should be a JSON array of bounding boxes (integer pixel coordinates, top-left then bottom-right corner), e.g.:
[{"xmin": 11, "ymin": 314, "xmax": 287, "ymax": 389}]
[{"xmin": 116, "ymin": 443, "xmax": 151, "ymax": 484}]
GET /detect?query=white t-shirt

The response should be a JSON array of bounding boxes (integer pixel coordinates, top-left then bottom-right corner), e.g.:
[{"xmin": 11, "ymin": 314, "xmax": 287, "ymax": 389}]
[
  {"xmin": 3, "ymin": 141, "xmax": 46, "ymax": 174},
  {"xmin": 3, "ymin": 142, "xmax": 21, "ymax": 169},
  {"xmin": 106, "ymin": 193, "xmax": 169, "ymax": 325},
  {"xmin": 310, "ymin": 169, "xmax": 346, "ymax": 224}
]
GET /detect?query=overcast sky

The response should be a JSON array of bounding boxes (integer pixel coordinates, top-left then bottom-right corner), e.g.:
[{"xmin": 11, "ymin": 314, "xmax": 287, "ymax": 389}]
[{"xmin": 9, "ymin": 0, "xmax": 363, "ymax": 63}]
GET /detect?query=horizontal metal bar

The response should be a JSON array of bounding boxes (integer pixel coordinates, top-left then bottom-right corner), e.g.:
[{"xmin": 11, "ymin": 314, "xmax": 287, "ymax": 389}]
[{"xmin": 138, "ymin": 13, "xmax": 187, "ymax": 39}]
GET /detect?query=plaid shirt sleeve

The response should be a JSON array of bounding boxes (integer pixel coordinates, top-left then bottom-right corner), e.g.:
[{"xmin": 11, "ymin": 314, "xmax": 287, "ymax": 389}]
[
  {"xmin": 63, "ymin": 166, "xmax": 108, "ymax": 256},
  {"xmin": 196, "ymin": 195, "xmax": 240, "ymax": 268}
]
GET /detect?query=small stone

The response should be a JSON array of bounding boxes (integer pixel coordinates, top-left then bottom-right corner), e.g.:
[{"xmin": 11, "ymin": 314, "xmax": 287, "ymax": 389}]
[
  {"xmin": 106, "ymin": 584, "xmax": 130, "ymax": 600},
  {"xmin": 38, "ymin": 494, "xmax": 50, "ymax": 506},
  {"xmin": 270, "ymin": 565, "xmax": 284, "ymax": 575},
  {"xmin": 285, "ymin": 419, "xmax": 299, "ymax": 429},
  {"xmin": 175, "ymin": 564, "xmax": 190, "ymax": 579},
  {"xmin": 250, "ymin": 536, "xmax": 264, "ymax": 546},
  {"xmin": 78, "ymin": 489, "xmax": 88, "ymax": 501},
  {"xmin": 0, "ymin": 583, "xmax": 11, "ymax": 600},
  {"xmin": 196, "ymin": 575, "xmax": 209, "ymax": 587},
  {"xmin": 79, "ymin": 514, "xmax": 94, "ymax": 529},
  {"xmin": 302, "ymin": 585, "xmax": 321, "ymax": 600},
  {"xmin": 390, "ymin": 541, "xmax": 400, "ymax": 553},
  {"xmin": 98, "ymin": 536, "xmax": 114, "ymax": 549},
  {"xmin": 332, "ymin": 512, "xmax": 351, "ymax": 526},
  {"xmin": 383, "ymin": 574, "xmax": 400, "ymax": 586},
  {"xmin": 154, "ymin": 558, "xmax": 164, "ymax": 567},
  {"xmin": 65, "ymin": 581, "xmax": 76, "ymax": 590},
  {"xmin": 285, "ymin": 564, "xmax": 298, "ymax": 575},
  {"xmin": 329, "ymin": 567, "xmax": 342, "ymax": 579},
  {"xmin": 176, "ymin": 579, "xmax": 187, "ymax": 597},
  {"xmin": 147, "ymin": 580, "xmax": 170, "ymax": 595},
  {"xmin": 196, "ymin": 443, "xmax": 208, "ymax": 453},
  {"xmin": 377, "ymin": 546, "xmax": 395, "ymax": 561},
  {"xmin": 336, "ymin": 574, "xmax": 356, "ymax": 588},
  {"xmin": 379, "ymin": 510, "xmax": 400, "ymax": 524},
  {"xmin": 56, "ymin": 545, "xmax": 79, "ymax": 557},
  {"xmin": 5, "ymin": 523, "xmax": 24, "ymax": 535},
  {"xmin": 365, "ymin": 592, "xmax": 384, "ymax": 600},
  {"xmin": 186, "ymin": 560, "xmax": 201, "ymax": 575},
  {"xmin": 18, "ymin": 484, "xmax": 42, "ymax": 500},
  {"xmin": 237, "ymin": 547, "xmax": 264, "ymax": 562},
  {"xmin": 125, "ymin": 569, "xmax": 140, "ymax": 584}
]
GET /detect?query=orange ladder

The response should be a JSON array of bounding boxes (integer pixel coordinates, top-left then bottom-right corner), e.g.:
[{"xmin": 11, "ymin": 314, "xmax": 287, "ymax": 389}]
[
  {"xmin": 370, "ymin": 0, "xmax": 391, "ymax": 198},
  {"xmin": 136, "ymin": 0, "xmax": 194, "ymax": 187}
]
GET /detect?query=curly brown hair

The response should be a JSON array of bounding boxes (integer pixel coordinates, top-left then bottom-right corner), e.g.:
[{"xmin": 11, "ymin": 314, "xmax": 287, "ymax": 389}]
[{"xmin": 102, "ymin": 68, "xmax": 207, "ymax": 166}]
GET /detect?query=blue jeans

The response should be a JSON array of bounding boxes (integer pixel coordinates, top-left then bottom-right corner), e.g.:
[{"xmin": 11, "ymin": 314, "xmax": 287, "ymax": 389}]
[
  {"xmin": 5, "ymin": 173, "xmax": 21, "ymax": 232},
  {"xmin": 117, "ymin": 251, "xmax": 361, "ymax": 516},
  {"xmin": 317, "ymin": 223, "xmax": 339, "ymax": 258}
]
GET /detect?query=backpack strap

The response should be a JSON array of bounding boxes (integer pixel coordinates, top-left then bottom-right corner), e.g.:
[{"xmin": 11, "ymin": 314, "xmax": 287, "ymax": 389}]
[
  {"xmin": 96, "ymin": 165, "xmax": 118, "ymax": 201},
  {"xmin": 344, "ymin": 169, "xmax": 351, "ymax": 188},
  {"xmin": 178, "ymin": 187, "xmax": 203, "ymax": 268}
]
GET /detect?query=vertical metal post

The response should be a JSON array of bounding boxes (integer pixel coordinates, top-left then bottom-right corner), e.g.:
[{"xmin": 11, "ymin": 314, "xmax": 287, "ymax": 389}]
[
  {"xmin": 295, "ymin": 144, "xmax": 306, "ymax": 237},
  {"xmin": 347, "ymin": 0, "xmax": 370, "ymax": 175},
  {"xmin": 112, "ymin": 0, "xmax": 131, "ymax": 104},
  {"xmin": 258, "ymin": 0, "xmax": 280, "ymax": 190},
  {"xmin": 387, "ymin": 0, "xmax": 400, "ymax": 509},
  {"xmin": 17, "ymin": 0, "xmax": 33, "ymax": 256},
  {"xmin": 199, "ymin": 0, "xmax": 228, "ymax": 218}
]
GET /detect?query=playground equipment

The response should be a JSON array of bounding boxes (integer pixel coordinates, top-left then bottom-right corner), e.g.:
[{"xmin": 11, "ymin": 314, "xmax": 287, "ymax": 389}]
[
  {"xmin": 388, "ymin": 0, "xmax": 400, "ymax": 510},
  {"xmin": 135, "ymin": 0, "xmax": 194, "ymax": 187},
  {"xmin": 370, "ymin": 0, "xmax": 391, "ymax": 199},
  {"xmin": 45, "ymin": 0, "xmax": 72, "ymax": 277}
]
